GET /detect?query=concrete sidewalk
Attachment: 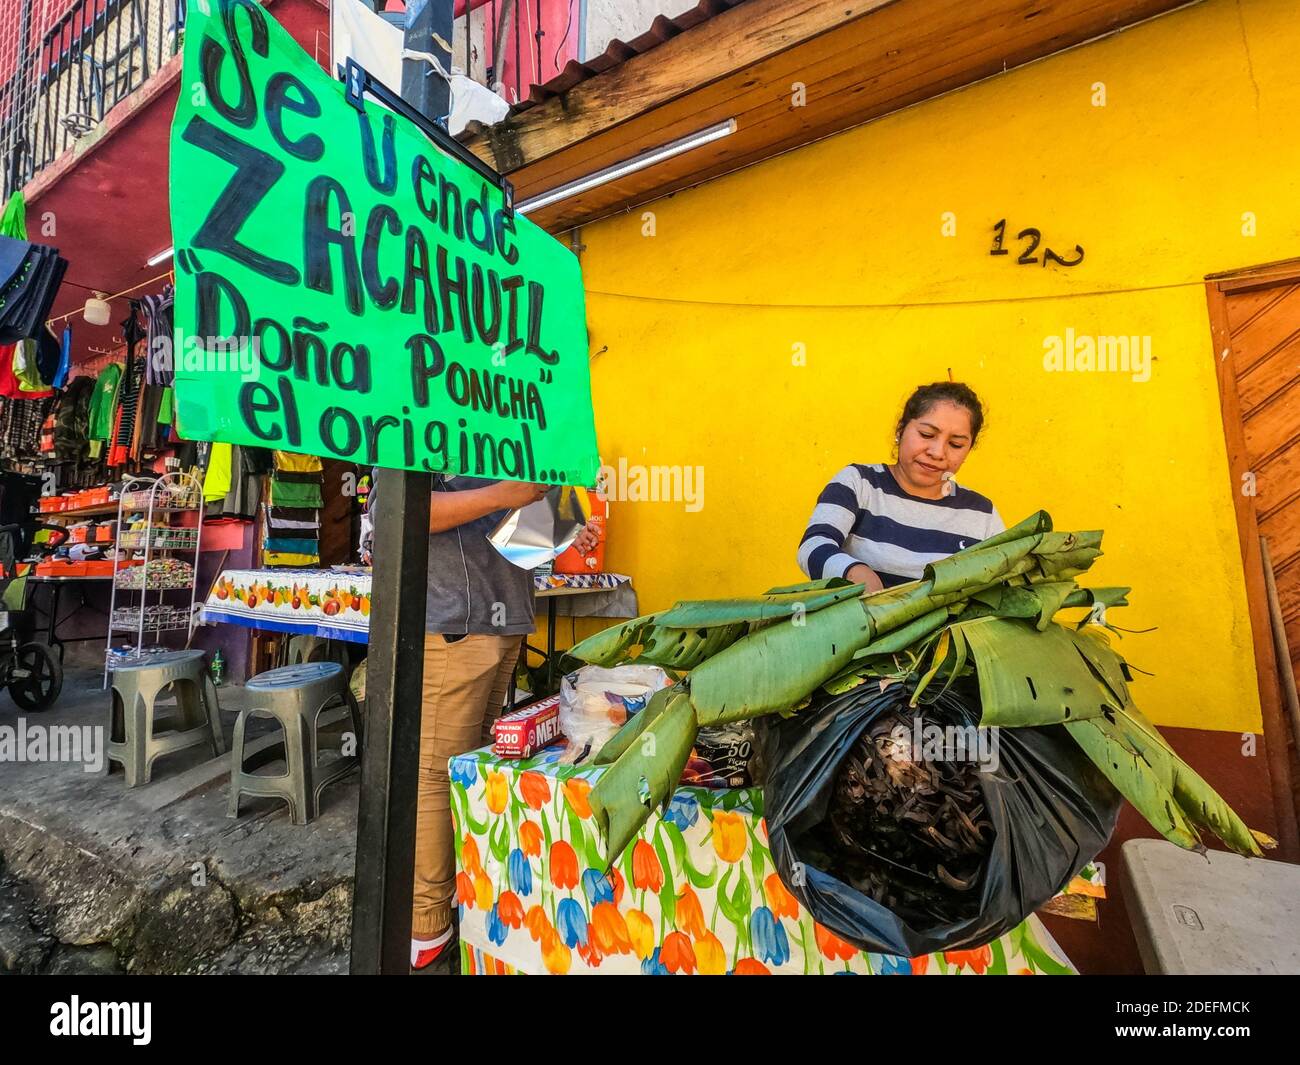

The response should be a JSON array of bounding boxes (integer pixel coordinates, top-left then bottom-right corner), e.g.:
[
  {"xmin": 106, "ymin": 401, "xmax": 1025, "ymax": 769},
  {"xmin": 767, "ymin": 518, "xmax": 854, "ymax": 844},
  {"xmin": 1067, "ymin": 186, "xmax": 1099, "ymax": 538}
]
[{"xmin": 0, "ymin": 666, "xmax": 359, "ymax": 974}]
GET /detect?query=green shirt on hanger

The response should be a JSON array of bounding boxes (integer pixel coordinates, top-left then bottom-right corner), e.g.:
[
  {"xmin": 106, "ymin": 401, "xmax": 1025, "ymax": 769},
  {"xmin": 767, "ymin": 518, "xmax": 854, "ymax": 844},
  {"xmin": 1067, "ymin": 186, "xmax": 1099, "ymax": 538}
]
[{"xmin": 87, "ymin": 363, "xmax": 122, "ymax": 441}]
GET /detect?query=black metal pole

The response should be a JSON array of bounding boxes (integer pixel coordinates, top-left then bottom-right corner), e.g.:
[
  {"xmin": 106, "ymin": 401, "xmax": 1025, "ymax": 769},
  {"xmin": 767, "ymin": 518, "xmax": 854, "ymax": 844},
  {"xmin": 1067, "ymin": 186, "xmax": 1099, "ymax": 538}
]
[{"xmin": 349, "ymin": 0, "xmax": 454, "ymax": 977}]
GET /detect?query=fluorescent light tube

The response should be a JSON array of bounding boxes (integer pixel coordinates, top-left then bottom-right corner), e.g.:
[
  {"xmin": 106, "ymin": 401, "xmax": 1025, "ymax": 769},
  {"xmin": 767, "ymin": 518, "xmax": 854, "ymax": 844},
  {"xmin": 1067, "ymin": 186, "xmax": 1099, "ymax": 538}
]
[
  {"xmin": 516, "ymin": 119, "xmax": 736, "ymax": 216},
  {"xmin": 146, "ymin": 246, "xmax": 174, "ymax": 267}
]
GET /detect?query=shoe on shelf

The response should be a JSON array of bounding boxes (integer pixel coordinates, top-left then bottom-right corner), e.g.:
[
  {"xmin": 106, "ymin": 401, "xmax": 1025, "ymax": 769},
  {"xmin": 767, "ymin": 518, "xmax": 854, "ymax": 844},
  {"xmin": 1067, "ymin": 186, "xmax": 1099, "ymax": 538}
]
[{"xmin": 411, "ymin": 927, "xmax": 457, "ymax": 971}]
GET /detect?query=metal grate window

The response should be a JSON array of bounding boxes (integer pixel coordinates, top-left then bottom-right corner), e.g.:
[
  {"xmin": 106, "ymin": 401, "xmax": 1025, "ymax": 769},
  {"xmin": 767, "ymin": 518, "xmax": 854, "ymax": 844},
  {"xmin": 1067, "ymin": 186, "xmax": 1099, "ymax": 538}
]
[{"xmin": 0, "ymin": 0, "xmax": 187, "ymax": 200}]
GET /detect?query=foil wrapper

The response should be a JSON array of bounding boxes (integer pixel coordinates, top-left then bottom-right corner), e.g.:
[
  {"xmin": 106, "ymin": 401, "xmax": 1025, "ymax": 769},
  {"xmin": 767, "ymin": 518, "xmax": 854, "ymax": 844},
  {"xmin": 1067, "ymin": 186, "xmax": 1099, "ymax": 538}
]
[{"xmin": 488, "ymin": 485, "xmax": 590, "ymax": 569}]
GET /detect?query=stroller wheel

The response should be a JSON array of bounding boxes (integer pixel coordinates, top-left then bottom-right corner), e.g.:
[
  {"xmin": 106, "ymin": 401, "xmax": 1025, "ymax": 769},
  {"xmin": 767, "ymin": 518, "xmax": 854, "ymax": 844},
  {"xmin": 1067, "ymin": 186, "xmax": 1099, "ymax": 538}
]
[{"xmin": 8, "ymin": 642, "xmax": 63, "ymax": 711}]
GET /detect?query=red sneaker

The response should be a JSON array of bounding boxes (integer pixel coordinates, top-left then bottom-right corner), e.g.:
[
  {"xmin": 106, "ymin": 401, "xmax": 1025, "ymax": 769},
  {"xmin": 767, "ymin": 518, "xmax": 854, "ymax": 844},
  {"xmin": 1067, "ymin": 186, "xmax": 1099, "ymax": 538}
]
[{"xmin": 411, "ymin": 929, "xmax": 457, "ymax": 970}]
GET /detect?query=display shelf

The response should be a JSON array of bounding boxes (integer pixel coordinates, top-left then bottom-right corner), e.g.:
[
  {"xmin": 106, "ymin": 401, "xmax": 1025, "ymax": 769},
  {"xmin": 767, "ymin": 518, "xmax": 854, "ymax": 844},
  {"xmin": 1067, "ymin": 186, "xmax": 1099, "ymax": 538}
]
[
  {"xmin": 118, "ymin": 530, "xmax": 200, "ymax": 551},
  {"xmin": 103, "ymin": 472, "xmax": 205, "ymax": 687},
  {"xmin": 111, "ymin": 604, "xmax": 196, "ymax": 633},
  {"xmin": 33, "ymin": 502, "xmax": 122, "ymax": 519}
]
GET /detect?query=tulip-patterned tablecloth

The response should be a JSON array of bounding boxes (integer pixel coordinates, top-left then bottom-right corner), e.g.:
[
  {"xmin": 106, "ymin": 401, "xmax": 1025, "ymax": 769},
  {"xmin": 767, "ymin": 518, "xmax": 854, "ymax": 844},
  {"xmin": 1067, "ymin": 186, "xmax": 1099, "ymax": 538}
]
[{"xmin": 449, "ymin": 744, "xmax": 1076, "ymax": 975}]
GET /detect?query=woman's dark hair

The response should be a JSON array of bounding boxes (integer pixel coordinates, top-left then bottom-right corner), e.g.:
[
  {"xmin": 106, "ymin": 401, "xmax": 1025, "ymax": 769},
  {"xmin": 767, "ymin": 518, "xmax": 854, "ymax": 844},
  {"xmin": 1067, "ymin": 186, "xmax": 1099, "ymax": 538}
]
[{"xmin": 895, "ymin": 382, "xmax": 986, "ymax": 445}]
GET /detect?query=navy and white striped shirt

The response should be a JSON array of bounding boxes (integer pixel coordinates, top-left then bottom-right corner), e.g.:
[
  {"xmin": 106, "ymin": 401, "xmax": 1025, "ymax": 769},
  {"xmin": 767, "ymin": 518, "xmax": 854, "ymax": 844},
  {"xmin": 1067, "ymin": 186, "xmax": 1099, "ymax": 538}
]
[{"xmin": 798, "ymin": 463, "xmax": 1004, "ymax": 587}]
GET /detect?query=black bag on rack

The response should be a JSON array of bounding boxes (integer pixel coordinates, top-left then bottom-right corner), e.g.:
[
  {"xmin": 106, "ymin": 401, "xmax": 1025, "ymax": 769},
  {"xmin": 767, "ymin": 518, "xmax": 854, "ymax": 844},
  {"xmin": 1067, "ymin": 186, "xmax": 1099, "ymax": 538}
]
[
  {"xmin": 0, "ymin": 235, "xmax": 68, "ymax": 344},
  {"xmin": 758, "ymin": 680, "xmax": 1121, "ymax": 957}
]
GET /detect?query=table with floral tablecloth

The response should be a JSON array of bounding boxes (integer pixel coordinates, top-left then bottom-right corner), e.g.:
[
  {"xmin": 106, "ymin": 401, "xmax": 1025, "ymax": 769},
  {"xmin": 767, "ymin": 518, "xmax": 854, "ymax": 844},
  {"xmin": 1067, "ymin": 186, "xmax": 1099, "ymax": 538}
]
[
  {"xmin": 200, "ymin": 568, "xmax": 634, "ymax": 643},
  {"xmin": 449, "ymin": 743, "xmax": 1076, "ymax": 976}
]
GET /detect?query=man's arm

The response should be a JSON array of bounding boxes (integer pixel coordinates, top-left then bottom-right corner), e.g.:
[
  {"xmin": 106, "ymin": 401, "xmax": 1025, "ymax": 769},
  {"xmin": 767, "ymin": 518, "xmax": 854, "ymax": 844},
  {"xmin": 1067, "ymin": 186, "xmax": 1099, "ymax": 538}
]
[{"xmin": 429, "ymin": 480, "xmax": 548, "ymax": 534}]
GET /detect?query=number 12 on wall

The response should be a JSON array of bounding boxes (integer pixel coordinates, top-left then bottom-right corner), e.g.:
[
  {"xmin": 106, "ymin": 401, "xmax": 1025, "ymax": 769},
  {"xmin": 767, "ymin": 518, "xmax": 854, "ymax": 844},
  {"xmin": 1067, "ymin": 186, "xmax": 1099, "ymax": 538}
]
[{"xmin": 990, "ymin": 219, "xmax": 1084, "ymax": 267}]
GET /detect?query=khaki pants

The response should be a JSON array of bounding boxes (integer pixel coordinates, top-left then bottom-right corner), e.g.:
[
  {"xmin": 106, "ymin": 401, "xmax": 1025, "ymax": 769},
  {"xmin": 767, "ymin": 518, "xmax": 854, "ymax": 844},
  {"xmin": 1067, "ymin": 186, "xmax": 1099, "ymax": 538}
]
[{"xmin": 412, "ymin": 632, "xmax": 521, "ymax": 939}]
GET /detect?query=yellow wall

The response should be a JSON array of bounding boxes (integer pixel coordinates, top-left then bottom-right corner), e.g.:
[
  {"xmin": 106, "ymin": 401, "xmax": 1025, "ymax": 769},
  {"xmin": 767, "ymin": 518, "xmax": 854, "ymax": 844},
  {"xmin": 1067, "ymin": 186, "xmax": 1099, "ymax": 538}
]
[{"xmin": 572, "ymin": 0, "xmax": 1300, "ymax": 733}]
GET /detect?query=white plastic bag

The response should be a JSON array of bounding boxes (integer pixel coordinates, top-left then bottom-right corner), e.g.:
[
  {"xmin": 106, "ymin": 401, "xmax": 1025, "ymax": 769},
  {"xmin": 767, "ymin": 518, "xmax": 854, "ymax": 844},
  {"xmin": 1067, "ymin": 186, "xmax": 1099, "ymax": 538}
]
[{"xmin": 557, "ymin": 665, "xmax": 670, "ymax": 764}]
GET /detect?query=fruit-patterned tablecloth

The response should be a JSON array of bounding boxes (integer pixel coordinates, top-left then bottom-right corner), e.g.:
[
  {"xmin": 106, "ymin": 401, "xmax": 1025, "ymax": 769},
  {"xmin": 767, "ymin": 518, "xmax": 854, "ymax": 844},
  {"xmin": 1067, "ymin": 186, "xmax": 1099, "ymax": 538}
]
[
  {"xmin": 201, "ymin": 569, "xmax": 633, "ymax": 643},
  {"xmin": 449, "ymin": 743, "xmax": 1077, "ymax": 976},
  {"xmin": 201, "ymin": 568, "xmax": 373, "ymax": 642}
]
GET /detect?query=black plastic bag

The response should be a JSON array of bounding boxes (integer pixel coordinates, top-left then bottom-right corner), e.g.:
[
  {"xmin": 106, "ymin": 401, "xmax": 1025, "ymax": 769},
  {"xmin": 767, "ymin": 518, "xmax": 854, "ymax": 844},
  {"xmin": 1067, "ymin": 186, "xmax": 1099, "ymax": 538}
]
[{"xmin": 758, "ymin": 680, "xmax": 1121, "ymax": 957}]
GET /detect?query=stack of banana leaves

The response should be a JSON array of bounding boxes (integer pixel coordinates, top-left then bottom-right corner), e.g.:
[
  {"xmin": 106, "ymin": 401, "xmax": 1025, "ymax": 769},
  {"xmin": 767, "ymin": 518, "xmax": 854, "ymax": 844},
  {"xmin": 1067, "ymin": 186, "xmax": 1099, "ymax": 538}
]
[{"xmin": 570, "ymin": 511, "xmax": 1274, "ymax": 869}]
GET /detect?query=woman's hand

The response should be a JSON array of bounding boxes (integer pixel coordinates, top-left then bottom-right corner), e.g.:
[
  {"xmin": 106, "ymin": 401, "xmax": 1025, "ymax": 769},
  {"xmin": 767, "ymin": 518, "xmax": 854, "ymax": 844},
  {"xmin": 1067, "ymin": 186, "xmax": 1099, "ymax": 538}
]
[{"xmin": 846, "ymin": 563, "xmax": 885, "ymax": 593}]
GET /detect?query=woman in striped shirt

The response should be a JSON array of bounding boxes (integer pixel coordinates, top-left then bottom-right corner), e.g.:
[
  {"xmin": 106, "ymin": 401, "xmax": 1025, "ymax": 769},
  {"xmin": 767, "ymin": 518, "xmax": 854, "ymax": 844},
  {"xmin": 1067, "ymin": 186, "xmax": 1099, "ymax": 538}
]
[{"xmin": 798, "ymin": 382, "xmax": 1004, "ymax": 591}]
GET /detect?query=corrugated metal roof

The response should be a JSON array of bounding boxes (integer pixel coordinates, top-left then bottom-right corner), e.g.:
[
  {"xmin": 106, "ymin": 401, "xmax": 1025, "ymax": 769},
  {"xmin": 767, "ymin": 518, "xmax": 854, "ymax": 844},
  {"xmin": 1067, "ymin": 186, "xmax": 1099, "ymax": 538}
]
[{"xmin": 475, "ymin": 0, "xmax": 748, "ymax": 125}]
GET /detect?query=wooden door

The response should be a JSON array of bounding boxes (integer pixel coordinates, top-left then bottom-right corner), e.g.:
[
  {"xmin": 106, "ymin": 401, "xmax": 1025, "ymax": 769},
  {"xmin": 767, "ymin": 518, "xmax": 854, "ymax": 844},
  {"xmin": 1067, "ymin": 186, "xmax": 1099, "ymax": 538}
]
[{"xmin": 1208, "ymin": 261, "xmax": 1300, "ymax": 844}]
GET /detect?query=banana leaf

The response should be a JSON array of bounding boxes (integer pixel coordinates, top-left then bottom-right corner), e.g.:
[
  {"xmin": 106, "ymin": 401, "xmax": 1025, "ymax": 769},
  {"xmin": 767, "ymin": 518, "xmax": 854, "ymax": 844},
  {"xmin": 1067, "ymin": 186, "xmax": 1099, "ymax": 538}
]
[
  {"xmin": 687, "ymin": 595, "xmax": 875, "ymax": 725},
  {"xmin": 955, "ymin": 617, "xmax": 1121, "ymax": 727},
  {"xmin": 1068, "ymin": 625, "xmax": 1135, "ymax": 707},
  {"xmin": 654, "ymin": 582, "xmax": 864, "ymax": 628},
  {"xmin": 950, "ymin": 509, "xmax": 1053, "ymax": 554},
  {"xmin": 588, "ymin": 692, "xmax": 698, "ymax": 868},
  {"xmin": 763, "ymin": 577, "xmax": 855, "ymax": 595},
  {"xmin": 851, "ymin": 606, "xmax": 950, "ymax": 659},
  {"xmin": 1063, "ymin": 716, "xmax": 1204, "ymax": 850},
  {"xmin": 925, "ymin": 535, "xmax": 1044, "ymax": 595},
  {"xmin": 1061, "ymin": 586, "xmax": 1131, "ymax": 611},
  {"xmin": 568, "ymin": 613, "xmax": 663, "ymax": 667},
  {"xmin": 637, "ymin": 622, "xmax": 748, "ymax": 670},
  {"xmin": 1068, "ymin": 699, "xmax": 1263, "ymax": 857}
]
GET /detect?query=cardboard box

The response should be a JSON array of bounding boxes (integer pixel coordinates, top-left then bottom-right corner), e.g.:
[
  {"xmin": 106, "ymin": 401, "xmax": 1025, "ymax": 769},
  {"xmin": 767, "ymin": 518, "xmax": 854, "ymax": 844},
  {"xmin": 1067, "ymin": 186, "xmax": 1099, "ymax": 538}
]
[{"xmin": 492, "ymin": 695, "xmax": 562, "ymax": 758}]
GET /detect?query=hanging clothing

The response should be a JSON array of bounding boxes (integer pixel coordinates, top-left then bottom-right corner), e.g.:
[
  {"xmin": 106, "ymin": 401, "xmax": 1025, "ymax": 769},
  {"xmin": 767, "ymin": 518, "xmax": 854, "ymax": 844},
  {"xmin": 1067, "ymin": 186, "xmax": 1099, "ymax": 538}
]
[
  {"xmin": 0, "ymin": 343, "xmax": 21, "ymax": 398},
  {"xmin": 269, "ymin": 479, "xmax": 323, "ymax": 508},
  {"xmin": 38, "ymin": 409, "xmax": 56, "ymax": 454},
  {"xmin": 267, "ymin": 506, "xmax": 321, "ymax": 529},
  {"xmin": 87, "ymin": 362, "xmax": 122, "ymax": 441},
  {"xmin": 105, "ymin": 402, "xmax": 126, "ymax": 467},
  {"xmin": 132, "ymin": 379, "xmax": 165, "ymax": 457},
  {"xmin": 1, "ymin": 394, "xmax": 54, "ymax": 457},
  {"xmin": 204, "ymin": 442, "xmax": 234, "ymax": 502},
  {"xmin": 0, "ymin": 235, "xmax": 67, "ymax": 344},
  {"xmin": 271, "ymin": 469, "xmax": 325, "ymax": 484},
  {"xmin": 204, "ymin": 445, "xmax": 262, "ymax": 520},
  {"xmin": 52, "ymin": 375, "xmax": 94, "ymax": 460},
  {"xmin": 264, "ymin": 537, "xmax": 321, "ymax": 555},
  {"xmin": 33, "ymin": 326, "xmax": 60, "ymax": 384},
  {"xmin": 108, "ymin": 321, "xmax": 145, "ymax": 465},
  {"xmin": 274, "ymin": 450, "xmax": 323, "ymax": 473},
  {"xmin": 12, "ymin": 338, "xmax": 53, "ymax": 396},
  {"xmin": 0, "ymin": 193, "xmax": 26, "ymax": 240},
  {"xmin": 264, "ymin": 550, "xmax": 320, "ymax": 567},
  {"xmin": 51, "ymin": 326, "xmax": 71, "ymax": 389},
  {"xmin": 140, "ymin": 285, "xmax": 175, "ymax": 386}
]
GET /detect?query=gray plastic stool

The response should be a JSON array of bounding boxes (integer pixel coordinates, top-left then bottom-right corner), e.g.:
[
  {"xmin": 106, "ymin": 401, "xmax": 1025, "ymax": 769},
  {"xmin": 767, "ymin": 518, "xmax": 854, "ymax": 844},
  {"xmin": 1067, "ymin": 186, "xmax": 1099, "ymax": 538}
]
[
  {"xmin": 107, "ymin": 650, "xmax": 224, "ymax": 787},
  {"xmin": 286, "ymin": 634, "xmax": 348, "ymax": 667},
  {"xmin": 228, "ymin": 661, "xmax": 362, "ymax": 825}
]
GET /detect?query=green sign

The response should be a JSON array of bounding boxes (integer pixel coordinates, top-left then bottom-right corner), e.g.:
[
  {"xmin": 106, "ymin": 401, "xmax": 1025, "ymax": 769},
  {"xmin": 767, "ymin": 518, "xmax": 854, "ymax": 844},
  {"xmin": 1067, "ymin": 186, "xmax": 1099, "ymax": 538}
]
[{"xmin": 169, "ymin": 0, "xmax": 599, "ymax": 485}]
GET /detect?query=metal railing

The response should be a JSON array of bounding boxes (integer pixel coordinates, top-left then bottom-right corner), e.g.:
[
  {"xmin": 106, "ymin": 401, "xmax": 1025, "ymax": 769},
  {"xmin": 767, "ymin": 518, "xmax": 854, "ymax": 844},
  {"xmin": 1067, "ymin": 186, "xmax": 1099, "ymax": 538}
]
[
  {"xmin": 1, "ymin": 0, "xmax": 186, "ymax": 199},
  {"xmin": 0, "ymin": 0, "xmax": 588, "ymax": 199}
]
